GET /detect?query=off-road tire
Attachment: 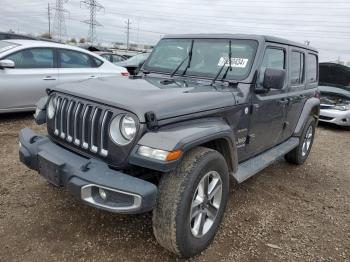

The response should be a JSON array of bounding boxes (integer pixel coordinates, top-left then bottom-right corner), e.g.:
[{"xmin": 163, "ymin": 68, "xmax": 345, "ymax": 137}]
[
  {"xmin": 152, "ymin": 147, "xmax": 229, "ymax": 257},
  {"xmin": 285, "ymin": 116, "xmax": 316, "ymax": 165}
]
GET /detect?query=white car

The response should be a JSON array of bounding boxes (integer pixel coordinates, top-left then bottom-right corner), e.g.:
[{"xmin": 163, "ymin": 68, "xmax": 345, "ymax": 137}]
[{"xmin": 0, "ymin": 40, "xmax": 128, "ymax": 113}]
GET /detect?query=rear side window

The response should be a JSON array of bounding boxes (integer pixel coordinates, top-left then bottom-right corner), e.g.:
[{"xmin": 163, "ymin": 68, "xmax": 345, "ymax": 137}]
[
  {"xmin": 307, "ymin": 54, "xmax": 318, "ymax": 83},
  {"xmin": 5, "ymin": 48, "xmax": 54, "ymax": 68},
  {"xmin": 92, "ymin": 57, "xmax": 103, "ymax": 67},
  {"xmin": 59, "ymin": 49, "xmax": 97, "ymax": 68},
  {"xmin": 290, "ymin": 51, "xmax": 305, "ymax": 85}
]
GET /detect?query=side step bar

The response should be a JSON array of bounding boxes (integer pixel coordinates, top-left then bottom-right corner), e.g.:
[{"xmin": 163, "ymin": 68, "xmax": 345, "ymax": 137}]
[{"xmin": 233, "ymin": 137, "xmax": 300, "ymax": 183}]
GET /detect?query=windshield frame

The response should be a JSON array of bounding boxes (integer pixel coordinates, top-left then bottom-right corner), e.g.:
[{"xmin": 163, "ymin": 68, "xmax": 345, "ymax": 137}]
[{"xmin": 143, "ymin": 38, "xmax": 259, "ymax": 82}]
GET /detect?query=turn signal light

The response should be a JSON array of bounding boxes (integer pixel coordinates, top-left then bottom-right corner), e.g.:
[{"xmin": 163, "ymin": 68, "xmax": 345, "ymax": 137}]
[{"xmin": 121, "ymin": 72, "xmax": 129, "ymax": 77}]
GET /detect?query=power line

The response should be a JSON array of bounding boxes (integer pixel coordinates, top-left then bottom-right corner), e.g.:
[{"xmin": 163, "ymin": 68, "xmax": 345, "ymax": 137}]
[{"xmin": 80, "ymin": 0, "xmax": 104, "ymax": 44}]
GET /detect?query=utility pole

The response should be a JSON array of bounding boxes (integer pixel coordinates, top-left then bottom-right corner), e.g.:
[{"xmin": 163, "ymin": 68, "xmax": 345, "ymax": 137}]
[
  {"xmin": 52, "ymin": 0, "xmax": 69, "ymax": 42},
  {"xmin": 81, "ymin": 0, "xmax": 104, "ymax": 45},
  {"xmin": 125, "ymin": 19, "xmax": 131, "ymax": 52},
  {"xmin": 48, "ymin": 3, "xmax": 51, "ymax": 38}
]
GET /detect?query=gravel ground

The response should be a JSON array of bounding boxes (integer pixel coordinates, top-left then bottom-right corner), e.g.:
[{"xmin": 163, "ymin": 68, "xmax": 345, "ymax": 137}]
[{"xmin": 0, "ymin": 113, "xmax": 349, "ymax": 261}]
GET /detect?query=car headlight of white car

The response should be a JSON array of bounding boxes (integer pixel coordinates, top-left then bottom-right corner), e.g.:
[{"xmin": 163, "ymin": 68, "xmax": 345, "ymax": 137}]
[
  {"xmin": 333, "ymin": 104, "xmax": 350, "ymax": 111},
  {"xmin": 47, "ymin": 96, "xmax": 57, "ymax": 119},
  {"xmin": 109, "ymin": 114, "xmax": 137, "ymax": 145}
]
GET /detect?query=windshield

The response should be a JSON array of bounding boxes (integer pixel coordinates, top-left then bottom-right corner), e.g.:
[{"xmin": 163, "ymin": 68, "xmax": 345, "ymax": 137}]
[
  {"xmin": 0, "ymin": 41, "xmax": 19, "ymax": 54},
  {"xmin": 144, "ymin": 38, "xmax": 258, "ymax": 80}
]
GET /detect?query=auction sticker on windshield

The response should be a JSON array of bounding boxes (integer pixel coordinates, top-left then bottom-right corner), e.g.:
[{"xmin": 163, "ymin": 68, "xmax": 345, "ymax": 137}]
[{"xmin": 218, "ymin": 57, "xmax": 248, "ymax": 68}]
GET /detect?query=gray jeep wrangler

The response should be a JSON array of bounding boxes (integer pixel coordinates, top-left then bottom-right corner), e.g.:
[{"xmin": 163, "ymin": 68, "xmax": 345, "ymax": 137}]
[{"xmin": 19, "ymin": 34, "xmax": 320, "ymax": 257}]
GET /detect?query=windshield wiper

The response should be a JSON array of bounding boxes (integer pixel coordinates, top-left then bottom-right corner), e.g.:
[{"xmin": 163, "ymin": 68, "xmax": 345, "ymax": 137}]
[
  {"xmin": 170, "ymin": 40, "xmax": 194, "ymax": 78},
  {"xmin": 221, "ymin": 40, "xmax": 232, "ymax": 81},
  {"xmin": 211, "ymin": 40, "xmax": 232, "ymax": 86}
]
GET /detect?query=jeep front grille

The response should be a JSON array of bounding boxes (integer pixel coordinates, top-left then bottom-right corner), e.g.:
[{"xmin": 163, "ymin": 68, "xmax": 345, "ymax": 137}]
[{"xmin": 53, "ymin": 95, "xmax": 114, "ymax": 157}]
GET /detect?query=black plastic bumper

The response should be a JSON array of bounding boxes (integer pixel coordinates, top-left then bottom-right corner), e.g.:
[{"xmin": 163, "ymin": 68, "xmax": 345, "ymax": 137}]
[{"xmin": 19, "ymin": 128, "xmax": 157, "ymax": 214}]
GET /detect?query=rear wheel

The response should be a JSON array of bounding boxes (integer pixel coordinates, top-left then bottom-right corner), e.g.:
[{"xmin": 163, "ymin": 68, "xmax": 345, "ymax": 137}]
[
  {"xmin": 285, "ymin": 116, "xmax": 316, "ymax": 164},
  {"xmin": 152, "ymin": 147, "xmax": 229, "ymax": 257}
]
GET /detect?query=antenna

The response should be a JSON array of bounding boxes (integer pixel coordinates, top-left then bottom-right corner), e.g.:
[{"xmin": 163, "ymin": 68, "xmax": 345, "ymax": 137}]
[{"xmin": 81, "ymin": 0, "xmax": 104, "ymax": 45}]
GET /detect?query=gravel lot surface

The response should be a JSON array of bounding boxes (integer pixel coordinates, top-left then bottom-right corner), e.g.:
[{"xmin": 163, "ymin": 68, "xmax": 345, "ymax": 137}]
[{"xmin": 0, "ymin": 113, "xmax": 349, "ymax": 261}]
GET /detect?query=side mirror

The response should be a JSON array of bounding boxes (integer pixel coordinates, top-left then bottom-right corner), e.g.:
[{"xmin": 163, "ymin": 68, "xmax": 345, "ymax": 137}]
[
  {"xmin": 263, "ymin": 68, "xmax": 286, "ymax": 90},
  {"xmin": 0, "ymin": 59, "xmax": 15, "ymax": 69}
]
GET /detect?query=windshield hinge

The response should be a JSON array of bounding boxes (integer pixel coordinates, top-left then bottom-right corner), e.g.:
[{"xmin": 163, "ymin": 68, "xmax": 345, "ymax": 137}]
[{"xmin": 145, "ymin": 111, "xmax": 159, "ymax": 131}]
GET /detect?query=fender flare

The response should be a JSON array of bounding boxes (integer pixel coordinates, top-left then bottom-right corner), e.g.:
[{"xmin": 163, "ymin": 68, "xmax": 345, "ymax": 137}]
[
  {"xmin": 293, "ymin": 97, "xmax": 320, "ymax": 137},
  {"xmin": 129, "ymin": 118, "xmax": 238, "ymax": 173}
]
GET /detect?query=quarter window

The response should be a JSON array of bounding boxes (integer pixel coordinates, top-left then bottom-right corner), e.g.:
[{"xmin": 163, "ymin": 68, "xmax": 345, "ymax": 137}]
[
  {"xmin": 6, "ymin": 48, "xmax": 54, "ymax": 68},
  {"xmin": 307, "ymin": 54, "xmax": 318, "ymax": 83},
  {"xmin": 290, "ymin": 51, "xmax": 305, "ymax": 85},
  {"xmin": 59, "ymin": 49, "xmax": 97, "ymax": 68}
]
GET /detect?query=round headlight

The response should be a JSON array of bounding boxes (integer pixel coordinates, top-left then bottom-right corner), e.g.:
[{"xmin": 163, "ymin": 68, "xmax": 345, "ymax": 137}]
[
  {"xmin": 120, "ymin": 115, "xmax": 137, "ymax": 140},
  {"xmin": 109, "ymin": 115, "xmax": 137, "ymax": 145},
  {"xmin": 47, "ymin": 96, "xmax": 56, "ymax": 119}
]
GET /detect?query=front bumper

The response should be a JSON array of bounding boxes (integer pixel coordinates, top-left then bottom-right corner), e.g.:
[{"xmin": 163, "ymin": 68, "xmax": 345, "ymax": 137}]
[
  {"xmin": 19, "ymin": 128, "xmax": 157, "ymax": 214},
  {"xmin": 319, "ymin": 109, "xmax": 350, "ymax": 127}
]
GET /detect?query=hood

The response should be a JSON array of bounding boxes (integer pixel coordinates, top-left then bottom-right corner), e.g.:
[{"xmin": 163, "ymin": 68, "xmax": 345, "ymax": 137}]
[
  {"xmin": 52, "ymin": 76, "xmax": 237, "ymax": 122},
  {"xmin": 319, "ymin": 85, "xmax": 350, "ymax": 99}
]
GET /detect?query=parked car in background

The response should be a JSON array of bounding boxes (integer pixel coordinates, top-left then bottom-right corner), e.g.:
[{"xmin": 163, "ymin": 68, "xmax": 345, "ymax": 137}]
[
  {"xmin": 318, "ymin": 62, "xmax": 350, "ymax": 129},
  {"xmin": 0, "ymin": 40, "xmax": 128, "ymax": 113},
  {"xmin": 116, "ymin": 52, "xmax": 150, "ymax": 75},
  {"xmin": 0, "ymin": 32, "xmax": 37, "ymax": 40},
  {"xmin": 95, "ymin": 51, "xmax": 127, "ymax": 64}
]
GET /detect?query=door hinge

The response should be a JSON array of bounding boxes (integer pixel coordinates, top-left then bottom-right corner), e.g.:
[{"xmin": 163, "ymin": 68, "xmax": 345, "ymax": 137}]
[{"xmin": 145, "ymin": 111, "xmax": 159, "ymax": 131}]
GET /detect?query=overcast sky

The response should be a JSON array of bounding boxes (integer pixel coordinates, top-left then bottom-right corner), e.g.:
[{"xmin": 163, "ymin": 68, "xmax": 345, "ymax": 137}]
[{"xmin": 1, "ymin": 0, "xmax": 349, "ymax": 62}]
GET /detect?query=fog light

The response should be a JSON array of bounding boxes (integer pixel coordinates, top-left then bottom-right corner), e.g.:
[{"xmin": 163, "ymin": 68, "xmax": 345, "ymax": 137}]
[{"xmin": 99, "ymin": 188, "xmax": 107, "ymax": 200}]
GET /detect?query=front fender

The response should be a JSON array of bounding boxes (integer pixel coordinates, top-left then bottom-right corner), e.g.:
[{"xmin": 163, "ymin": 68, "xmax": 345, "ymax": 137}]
[{"xmin": 129, "ymin": 118, "xmax": 237, "ymax": 173}]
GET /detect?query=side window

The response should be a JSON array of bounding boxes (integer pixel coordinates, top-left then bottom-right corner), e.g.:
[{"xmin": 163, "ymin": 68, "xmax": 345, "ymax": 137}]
[
  {"xmin": 59, "ymin": 49, "xmax": 95, "ymax": 68},
  {"xmin": 6, "ymin": 48, "xmax": 54, "ymax": 69},
  {"xmin": 258, "ymin": 47, "xmax": 285, "ymax": 90},
  {"xmin": 290, "ymin": 51, "xmax": 305, "ymax": 85},
  {"xmin": 92, "ymin": 56, "xmax": 103, "ymax": 67},
  {"xmin": 261, "ymin": 48, "xmax": 285, "ymax": 69},
  {"xmin": 306, "ymin": 54, "xmax": 318, "ymax": 83},
  {"xmin": 112, "ymin": 55, "xmax": 123, "ymax": 62}
]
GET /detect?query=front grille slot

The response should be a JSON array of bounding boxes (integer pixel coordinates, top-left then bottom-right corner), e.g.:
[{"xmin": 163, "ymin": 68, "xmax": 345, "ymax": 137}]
[{"xmin": 53, "ymin": 95, "xmax": 112, "ymax": 157}]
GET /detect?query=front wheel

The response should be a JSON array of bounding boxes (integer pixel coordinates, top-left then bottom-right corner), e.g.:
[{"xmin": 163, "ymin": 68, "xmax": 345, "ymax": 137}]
[
  {"xmin": 285, "ymin": 116, "xmax": 316, "ymax": 164},
  {"xmin": 152, "ymin": 147, "xmax": 229, "ymax": 257}
]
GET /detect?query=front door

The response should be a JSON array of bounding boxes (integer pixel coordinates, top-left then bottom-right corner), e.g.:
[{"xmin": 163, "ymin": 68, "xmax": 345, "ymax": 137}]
[
  {"xmin": 246, "ymin": 45, "xmax": 289, "ymax": 157},
  {"xmin": 0, "ymin": 47, "xmax": 58, "ymax": 111}
]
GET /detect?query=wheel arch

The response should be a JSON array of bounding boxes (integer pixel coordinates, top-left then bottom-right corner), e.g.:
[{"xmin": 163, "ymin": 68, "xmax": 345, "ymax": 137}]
[
  {"xmin": 293, "ymin": 97, "xmax": 320, "ymax": 137},
  {"xmin": 129, "ymin": 118, "xmax": 238, "ymax": 173}
]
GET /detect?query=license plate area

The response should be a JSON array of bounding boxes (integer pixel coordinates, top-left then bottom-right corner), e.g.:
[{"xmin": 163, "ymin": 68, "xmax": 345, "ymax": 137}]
[{"xmin": 38, "ymin": 152, "xmax": 64, "ymax": 186}]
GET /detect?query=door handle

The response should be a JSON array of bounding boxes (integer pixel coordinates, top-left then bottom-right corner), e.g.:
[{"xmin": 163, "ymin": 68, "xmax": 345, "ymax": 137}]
[
  {"xmin": 278, "ymin": 98, "xmax": 289, "ymax": 105},
  {"xmin": 89, "ymin": 75, "xmax": 97, "ymax": 79},
  {"xmin": 278, "ymin": 98, "xmax": 288, "ymax": 104},
  {"xmin": 42, "ymin": 76, "xmax": 56, "ymax": 81}
]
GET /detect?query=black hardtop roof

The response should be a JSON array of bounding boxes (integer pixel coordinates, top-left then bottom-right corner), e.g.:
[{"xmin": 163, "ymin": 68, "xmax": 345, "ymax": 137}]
[{"xmin": 162, "ymin": 33, "xmax": 318, "ymax": 53}]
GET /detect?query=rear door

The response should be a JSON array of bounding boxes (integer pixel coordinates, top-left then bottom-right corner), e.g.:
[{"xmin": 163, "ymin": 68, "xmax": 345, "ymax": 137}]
[
  {"xmin": 58, "ymin": 49, "xmax": 102, "ymax": 83},
  {"xmin": 282, "ymin": 47, "xmax": 308, "ymax": 139},
  {"xmin": 246, "ymin": 44, "xmax": 289, "ymax": 157},
  {"xmin": 0, "ymin": 47, "xmax": 58, "ymax": 111}
]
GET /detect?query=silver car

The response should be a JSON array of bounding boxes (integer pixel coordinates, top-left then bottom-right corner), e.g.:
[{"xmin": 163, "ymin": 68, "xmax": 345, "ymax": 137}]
[
  {"xmin": 319, "ymin": 62, "xmax": 350, "ymax": 129},
  {"xmin": 0, "ymin": 40, "xmax": 128, "ymax": 113}
]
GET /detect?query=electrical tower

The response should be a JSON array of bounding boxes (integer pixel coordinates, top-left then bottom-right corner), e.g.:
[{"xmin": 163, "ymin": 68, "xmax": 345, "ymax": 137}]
[
  {"xmin": 125, "ymin": 19, "xmax": 131, "ymax": 52},
  {"xmin": 52, "ymin": 0, "xmax": 69, "ymax": 41},
  {"xmin": 81, "ymin": 0, "xmax": 104, "ymax": 45}
]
